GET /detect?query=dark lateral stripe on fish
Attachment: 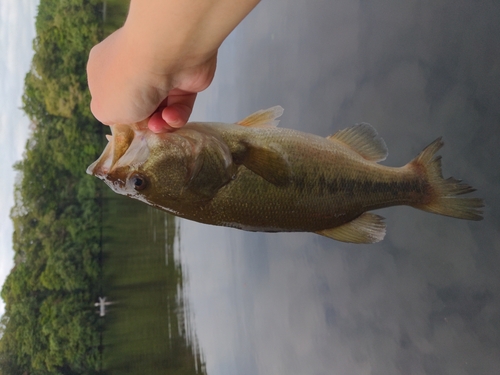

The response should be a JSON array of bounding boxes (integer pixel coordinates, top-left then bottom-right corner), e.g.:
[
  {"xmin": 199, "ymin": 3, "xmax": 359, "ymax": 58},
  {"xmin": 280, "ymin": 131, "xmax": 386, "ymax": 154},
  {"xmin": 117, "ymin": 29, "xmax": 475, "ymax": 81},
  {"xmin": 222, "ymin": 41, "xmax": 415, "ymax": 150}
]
[
  {"xmin": 89, "ymin": 107, "xmax": 484, "ymax": 243},
  {"xmin": 294, "ymin": 174, "xmax": 427, "ymax": 200}
]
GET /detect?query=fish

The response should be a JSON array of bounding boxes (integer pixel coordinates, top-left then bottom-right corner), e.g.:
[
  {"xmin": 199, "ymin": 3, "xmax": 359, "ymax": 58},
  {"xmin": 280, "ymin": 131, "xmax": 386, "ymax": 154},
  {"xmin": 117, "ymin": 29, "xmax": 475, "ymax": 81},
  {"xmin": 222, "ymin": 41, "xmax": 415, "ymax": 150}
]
[{"xmin": 87, "ymin": 106, "xmax": 483, "ymax": 244}]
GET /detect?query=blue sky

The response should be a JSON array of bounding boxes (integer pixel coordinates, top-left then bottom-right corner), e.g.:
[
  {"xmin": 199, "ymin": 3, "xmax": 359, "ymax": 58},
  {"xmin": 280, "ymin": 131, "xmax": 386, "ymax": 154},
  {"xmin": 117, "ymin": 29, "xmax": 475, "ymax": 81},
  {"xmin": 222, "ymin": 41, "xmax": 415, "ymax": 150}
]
[{"xmin": 0, "ymin": 0, "xmax": 39, "ymax": 316}]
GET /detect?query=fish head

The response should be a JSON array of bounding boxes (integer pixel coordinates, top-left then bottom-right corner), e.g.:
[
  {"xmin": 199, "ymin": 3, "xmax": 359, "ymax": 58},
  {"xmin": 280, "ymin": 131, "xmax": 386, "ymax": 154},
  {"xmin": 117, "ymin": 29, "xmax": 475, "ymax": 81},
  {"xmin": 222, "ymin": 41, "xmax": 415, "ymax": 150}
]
[{"xmin": 87, "ymin": 121, "xmax": 198, "ymax": 205}]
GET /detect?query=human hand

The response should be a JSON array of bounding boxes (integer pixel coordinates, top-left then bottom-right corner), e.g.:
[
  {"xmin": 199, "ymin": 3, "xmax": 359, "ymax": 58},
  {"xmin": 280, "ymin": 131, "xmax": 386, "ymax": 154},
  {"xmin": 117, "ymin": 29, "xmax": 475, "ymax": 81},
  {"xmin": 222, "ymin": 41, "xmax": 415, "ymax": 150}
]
[
  {"xmin": 87, "ymin": 27, "xmax": 217, "ymax": 133},
  {"xmin": 87, "ymin": 0, "xmax": 258, "ymax": 132},
  {"xmin": 145, "ymin": 56, "xmax": 217, "ymax": 133}
]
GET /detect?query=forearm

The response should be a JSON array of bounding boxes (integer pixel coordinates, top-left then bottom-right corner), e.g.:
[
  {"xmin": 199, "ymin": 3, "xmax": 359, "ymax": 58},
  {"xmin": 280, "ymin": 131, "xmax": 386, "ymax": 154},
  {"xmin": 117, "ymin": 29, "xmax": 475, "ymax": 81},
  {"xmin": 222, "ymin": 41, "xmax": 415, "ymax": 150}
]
[
  {"xmin": 87, "ymin": 0, "xmax": 258, "ymax": 125},
  {"xmin": 124, "ymin": 0, "xmax": 260, "ymax": 69}
]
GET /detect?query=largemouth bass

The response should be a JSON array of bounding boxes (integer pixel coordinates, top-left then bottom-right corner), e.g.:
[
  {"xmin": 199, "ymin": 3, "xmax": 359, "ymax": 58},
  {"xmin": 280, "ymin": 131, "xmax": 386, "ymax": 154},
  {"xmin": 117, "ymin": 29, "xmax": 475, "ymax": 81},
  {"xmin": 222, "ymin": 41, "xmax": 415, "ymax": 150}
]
[{"xmin": 87, "ymin": 106, "xmax": 483, "ymax": 243}]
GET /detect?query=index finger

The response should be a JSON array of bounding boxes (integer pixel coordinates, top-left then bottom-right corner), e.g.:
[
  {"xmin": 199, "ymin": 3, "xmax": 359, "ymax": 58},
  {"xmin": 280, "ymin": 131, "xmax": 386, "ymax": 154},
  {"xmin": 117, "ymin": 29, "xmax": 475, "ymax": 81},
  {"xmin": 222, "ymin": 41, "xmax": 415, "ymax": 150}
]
[{"xmin": 148, "ymin": 92, "xmax": 197, "ymax": 133}]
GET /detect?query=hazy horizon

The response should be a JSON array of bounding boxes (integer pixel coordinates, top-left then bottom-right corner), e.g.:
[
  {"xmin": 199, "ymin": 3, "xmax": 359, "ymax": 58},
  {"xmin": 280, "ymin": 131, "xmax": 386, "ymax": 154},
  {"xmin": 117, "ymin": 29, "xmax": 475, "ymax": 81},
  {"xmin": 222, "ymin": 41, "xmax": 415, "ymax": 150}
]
[{"xmin": 0, "ymin": 0, "xmax": 39, "ymax": 317}]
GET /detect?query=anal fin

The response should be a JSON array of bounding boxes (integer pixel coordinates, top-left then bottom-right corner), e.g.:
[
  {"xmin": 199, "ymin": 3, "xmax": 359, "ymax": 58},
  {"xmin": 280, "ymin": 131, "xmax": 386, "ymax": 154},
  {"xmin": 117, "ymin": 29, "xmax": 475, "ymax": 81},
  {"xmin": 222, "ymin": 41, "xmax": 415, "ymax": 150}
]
[
  {"xmin": 315, "ymin": 212, "xmax": 386, "ymax": 244},
  {"xmin": 328, "ymin": 123, "xmax": 388, "ymax": 162}
]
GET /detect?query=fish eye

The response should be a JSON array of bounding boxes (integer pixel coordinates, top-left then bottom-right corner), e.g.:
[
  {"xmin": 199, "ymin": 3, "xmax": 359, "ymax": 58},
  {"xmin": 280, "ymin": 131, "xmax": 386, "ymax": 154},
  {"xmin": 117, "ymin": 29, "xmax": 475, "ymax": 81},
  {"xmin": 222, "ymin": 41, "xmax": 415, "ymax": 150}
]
[{"xmin": 130, "ymin": 174, "xmax": 147, "ymax": 191}]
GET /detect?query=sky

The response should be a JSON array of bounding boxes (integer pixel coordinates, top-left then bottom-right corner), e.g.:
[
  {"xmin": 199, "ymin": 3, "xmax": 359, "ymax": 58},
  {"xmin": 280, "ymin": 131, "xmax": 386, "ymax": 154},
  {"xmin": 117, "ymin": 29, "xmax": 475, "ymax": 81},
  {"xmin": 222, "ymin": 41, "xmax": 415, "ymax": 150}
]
[
  {"xmin": 0, "ymin": 0, "xmax": 39, "ymax": 316},
  {"xmin": 181, "ymin": 0, "xmax": 500, "ymax": 373},
  {"xmin": 0, "ymin": 0, "xmax": 498, "ymax": 372}
]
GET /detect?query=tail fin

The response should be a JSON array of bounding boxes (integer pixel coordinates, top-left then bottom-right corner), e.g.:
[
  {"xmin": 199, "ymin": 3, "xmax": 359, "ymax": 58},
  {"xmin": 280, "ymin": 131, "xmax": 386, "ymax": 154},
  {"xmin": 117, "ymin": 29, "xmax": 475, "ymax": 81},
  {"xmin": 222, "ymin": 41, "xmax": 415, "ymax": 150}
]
[{"xmin": 410, "ymin": 138, "xmax": 483, "ymax": 221}]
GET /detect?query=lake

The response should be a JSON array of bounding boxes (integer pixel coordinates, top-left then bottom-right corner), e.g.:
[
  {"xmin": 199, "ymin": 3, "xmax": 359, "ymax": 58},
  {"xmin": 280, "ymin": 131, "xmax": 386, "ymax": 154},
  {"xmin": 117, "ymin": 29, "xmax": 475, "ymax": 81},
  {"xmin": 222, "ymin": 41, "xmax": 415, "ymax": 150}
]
[
  {"xmin": 101, "ymin": 194, "xmax": 205, "ymax": 374},
  {"xmin": 99, "ymin": 0, "xmax": 500, "ymax": 374}
]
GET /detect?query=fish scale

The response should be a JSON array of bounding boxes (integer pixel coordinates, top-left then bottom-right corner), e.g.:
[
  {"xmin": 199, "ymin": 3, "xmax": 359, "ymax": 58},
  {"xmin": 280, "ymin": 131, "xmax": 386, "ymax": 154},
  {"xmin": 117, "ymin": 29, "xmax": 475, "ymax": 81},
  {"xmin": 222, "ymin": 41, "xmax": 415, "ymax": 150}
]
[{"xmin": 87, "ymin": 106, "xmax": 483, "ymax": 244}]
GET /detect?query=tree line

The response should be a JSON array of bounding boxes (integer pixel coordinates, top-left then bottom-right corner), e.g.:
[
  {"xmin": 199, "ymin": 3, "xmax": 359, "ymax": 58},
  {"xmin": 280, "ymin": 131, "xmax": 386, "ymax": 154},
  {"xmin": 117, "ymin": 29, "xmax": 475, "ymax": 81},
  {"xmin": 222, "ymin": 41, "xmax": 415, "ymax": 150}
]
[{"xmin": 0, "ymin": 0, "xmax": 105, "ymax": 373}]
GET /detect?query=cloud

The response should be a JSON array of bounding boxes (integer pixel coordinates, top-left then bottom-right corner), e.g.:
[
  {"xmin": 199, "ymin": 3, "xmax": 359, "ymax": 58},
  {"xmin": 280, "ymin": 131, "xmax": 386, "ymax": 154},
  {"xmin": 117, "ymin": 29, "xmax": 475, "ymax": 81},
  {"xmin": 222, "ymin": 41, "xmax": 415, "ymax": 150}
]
[
  {"xmin": 0, "ymin": 0, "xmax": 38, "ymax": 316},
  {"xmin": 182, "ymin": 0, "xmax": 500, "ymax": 373},
  {"xmin": 0, "ymin": 0, "xmax": 498, "ymax": 371}
]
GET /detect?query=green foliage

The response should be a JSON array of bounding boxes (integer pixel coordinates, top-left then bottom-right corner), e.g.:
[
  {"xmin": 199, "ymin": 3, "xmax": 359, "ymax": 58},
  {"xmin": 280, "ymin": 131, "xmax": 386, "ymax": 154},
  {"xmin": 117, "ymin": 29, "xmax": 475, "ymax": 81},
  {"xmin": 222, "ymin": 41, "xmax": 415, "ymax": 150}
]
[
  {"xmin": 101, "ymin": 0, "xmax": 130, "ymax": 37},
  {"xmin": 26, "ymin": 0, "xmax": 101, "ymax": 119},
  {"xmin": 0, "ymin": 0, "xmax": 105, "ymax": 374},
  {"xmin": 1, "ymin": 1, "xmax": 205, "ymax": 374},
  {"xmin": 101, "ymin": 197, "xmax": 207, "ymax": 375}
]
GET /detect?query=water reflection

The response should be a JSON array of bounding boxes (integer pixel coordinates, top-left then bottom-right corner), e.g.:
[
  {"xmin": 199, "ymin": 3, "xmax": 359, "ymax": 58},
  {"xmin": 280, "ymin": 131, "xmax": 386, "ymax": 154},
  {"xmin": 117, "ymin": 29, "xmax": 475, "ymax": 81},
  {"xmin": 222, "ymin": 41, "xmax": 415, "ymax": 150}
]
[
  {"xmin": 181, "ymin": 1, "xmax": 500, "ymax": 374},
  {"xmin": 101, "ymin": 194, "xmax": 205, "ymax": 375},
  {"xmin": 99, "ymin": 0, "xmax": 500, "ymax": 374}
]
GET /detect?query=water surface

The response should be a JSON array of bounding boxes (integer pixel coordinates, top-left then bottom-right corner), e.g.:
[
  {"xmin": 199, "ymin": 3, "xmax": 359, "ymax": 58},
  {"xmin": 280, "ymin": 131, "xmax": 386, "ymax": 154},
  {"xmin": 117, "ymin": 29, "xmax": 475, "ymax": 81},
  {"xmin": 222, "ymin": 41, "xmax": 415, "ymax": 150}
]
[
  {"xmin": 101, "ymin": 194, "xmax": 205, "ymax": 374},
  {"xmin": 102, "ymin": 1, "xmax": 500, "ymax": 374}
]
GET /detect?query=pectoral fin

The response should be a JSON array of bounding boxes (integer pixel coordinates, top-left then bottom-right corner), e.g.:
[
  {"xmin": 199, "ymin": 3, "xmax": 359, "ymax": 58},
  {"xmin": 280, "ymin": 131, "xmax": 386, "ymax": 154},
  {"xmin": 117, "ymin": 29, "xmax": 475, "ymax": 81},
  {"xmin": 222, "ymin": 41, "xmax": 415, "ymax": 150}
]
[
  {"xmin": 315, "ymin": 212, "xmax": 386, "ymax": 243},
  {"xmin": 237, "ymin": 106, "xmax": 284, "ymax": 128},
  {"xmin": 241, "ymin": 143, "xmax": 292, "ymax": 186}
]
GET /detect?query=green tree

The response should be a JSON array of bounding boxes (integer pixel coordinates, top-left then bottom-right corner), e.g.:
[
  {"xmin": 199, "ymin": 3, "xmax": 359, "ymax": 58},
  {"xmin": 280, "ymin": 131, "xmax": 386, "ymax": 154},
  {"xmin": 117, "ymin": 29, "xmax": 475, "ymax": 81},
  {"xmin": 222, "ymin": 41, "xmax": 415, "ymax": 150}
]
[{"xmin": 1, "ymin": 1, "xmax": 104, "ymax": 373}]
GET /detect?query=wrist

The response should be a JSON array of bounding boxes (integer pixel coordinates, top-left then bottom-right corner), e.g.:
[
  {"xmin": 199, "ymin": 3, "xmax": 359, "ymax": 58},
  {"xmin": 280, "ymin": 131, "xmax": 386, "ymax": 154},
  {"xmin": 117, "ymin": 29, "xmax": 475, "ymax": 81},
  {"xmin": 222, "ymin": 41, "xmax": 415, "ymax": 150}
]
[{"xmin": 122, "ymin": 0, "xmax": 259, "ymax": 71}]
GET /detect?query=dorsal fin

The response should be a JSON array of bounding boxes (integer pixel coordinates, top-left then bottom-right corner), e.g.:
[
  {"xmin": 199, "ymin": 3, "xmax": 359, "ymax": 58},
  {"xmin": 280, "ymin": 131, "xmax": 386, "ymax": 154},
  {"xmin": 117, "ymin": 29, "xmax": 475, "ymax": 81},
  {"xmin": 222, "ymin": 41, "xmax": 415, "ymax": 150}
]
[
  {"xmin": 237, "ymin": 106, "xmax": 284, "ymax": 128},
  {"xmin": 328, "ymin": 123, "xmax": 388, "ymax": 162},
  {"xmin": 315, "ymin": 212, "xmax": 386, "ymax": 243}
]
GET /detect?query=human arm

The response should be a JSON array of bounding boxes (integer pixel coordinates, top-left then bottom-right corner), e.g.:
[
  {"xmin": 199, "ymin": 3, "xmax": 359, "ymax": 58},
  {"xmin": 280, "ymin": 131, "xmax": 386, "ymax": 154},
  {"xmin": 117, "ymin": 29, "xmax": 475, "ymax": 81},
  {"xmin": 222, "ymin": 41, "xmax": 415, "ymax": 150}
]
[{"xmin": 87, "ymin": 0, "xmax": 260, "ymax": 131}]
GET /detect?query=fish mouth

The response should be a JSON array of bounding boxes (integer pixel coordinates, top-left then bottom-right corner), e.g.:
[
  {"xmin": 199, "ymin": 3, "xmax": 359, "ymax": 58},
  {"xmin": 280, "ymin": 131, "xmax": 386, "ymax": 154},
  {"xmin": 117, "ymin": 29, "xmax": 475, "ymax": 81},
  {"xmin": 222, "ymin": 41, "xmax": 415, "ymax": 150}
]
[
  {"xmin": 95, "ymin": 165, "xmax": 132, "ymax": 195},
  {"xmin": 86, "ymin": 138, "xmax": 113, "ymax": 178},
  {"xmin": 87, "ymin": 122, "xmax": 150, "ymax": 184}
]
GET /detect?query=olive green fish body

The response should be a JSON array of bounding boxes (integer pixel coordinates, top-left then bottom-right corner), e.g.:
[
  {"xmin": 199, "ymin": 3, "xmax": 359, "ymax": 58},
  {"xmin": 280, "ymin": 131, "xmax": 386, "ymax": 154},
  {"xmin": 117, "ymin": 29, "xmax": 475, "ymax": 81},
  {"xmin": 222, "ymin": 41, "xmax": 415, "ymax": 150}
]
[
  {"xmin": 178, "ymin": 125, "xmax": 413, "ymax": 230},
  {"xmin": 88, "ymin": 107, "xmax": 483, "ymax": 243}
]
